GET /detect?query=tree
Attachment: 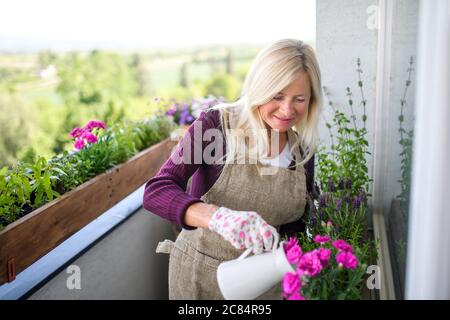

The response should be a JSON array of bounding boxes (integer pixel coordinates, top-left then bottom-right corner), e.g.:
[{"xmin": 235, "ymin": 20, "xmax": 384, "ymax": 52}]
[
  {"xmin": 179, "ymin": 63, "xmax": 188, "ymax": 88},
  {"xmin": 0, "ymin": 93, "xmax": 35, "ymax": 167},
  {"xmin": 225, "ymin": 49, "xmax": 234, "ymax": 76},
  {"xmin": 56, "ymin": 50, "xmax": 139, "ymax": 106},
  {"xmin": 37, "ymin": 50, "xmax": 58, "ymax": 69},
  {"xmin": 204, "ymin": 73, "xmax": 242, "ymax": 101},
  {"xmin": 131, "ymin": 53, "xmax": 153, "ymax": 96}
]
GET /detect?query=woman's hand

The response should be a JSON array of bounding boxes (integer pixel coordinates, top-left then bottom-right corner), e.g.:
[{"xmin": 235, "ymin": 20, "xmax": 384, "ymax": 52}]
[{"xmin": 208, "ymin": 207, "xmax": 279, "ymax": 255}]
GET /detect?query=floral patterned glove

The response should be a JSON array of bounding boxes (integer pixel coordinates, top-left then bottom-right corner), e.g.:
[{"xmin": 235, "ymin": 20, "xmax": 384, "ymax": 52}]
[{"xmin": 208, "ymin": 206, "xmax": 279, "ymax": 255}]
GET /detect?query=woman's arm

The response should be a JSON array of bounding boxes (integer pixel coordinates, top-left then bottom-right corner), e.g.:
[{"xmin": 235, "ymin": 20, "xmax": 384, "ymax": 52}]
[
  {"xmin": 143, "ymin": 110, "xmax": 221, "ymax": 230},
  {"xmin": 184, "ymin": 202, "xmax": 219, "ymax": 228}
]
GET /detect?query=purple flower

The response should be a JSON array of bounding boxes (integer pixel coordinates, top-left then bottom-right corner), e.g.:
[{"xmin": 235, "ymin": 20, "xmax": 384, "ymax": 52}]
[
  {"xmin": 328, "ymin": 178, "xmax": 335, "ymax": 192},
  {"xmin": 345, "ymin": 177, "xmax": 352, "ymax": 190},
  {"xmin": 282, "ymin": 272, "xmax": 301, "ymax": 296},
  {"xmin": 309, "ymin": 215, "xmax": 317, "ymax": 227},
  {"xmin": 74, "ymin": 138, "xmax": 85, "ymax": 150},
  {"xmin": 166, "ymin": 107, "xmax": 177, "ymax": 116},
  {"xmin": 332, "ymin": 239, "xmax": 353, "ymax": 253},
  {"xmin": 359, "ymin": 188, "xmax": 367, "ymax": 203},
  {"xmin": 297, "ymin": 251, "xmax": 323, "ymax": 277},
  {"xmin": 319, "ymin": 210, "xmax": 325, "ymax": 221},
  {"xmin": 336, "ymin": 251, "xmax": 358, "ymax": 270},
  {"xmin": 335, "ymin": 198, "xmax": 343, "ymax": 212},
  {"xmin": 319, "ymin": 194, "xmax": 328, "ymax": 208},
  {"xmin": 313, "ymin": 235, "xmax": 331, "ymax": 245},
  {"xmin": 344, "ymin": 191, "xmax": 351, "ymax": 204},
  {"xmin": 338, "ymin": 177, "xmax": 345, "ymax": 190},
  {"xmin": 179, "ymin": 113, "xmax": 187, "ymax": 125},
  {"xmin": 352, "ymin": 196, "xmax": 362, "ymax": 210},
  {"xmin": 69, "ymin": 127, "xmax": 84, "ymax": 138}
]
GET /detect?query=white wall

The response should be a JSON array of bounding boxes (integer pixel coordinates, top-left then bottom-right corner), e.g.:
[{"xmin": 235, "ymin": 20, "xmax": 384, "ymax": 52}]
[
  {"xmin": 316, "ymin": 0, "xmax": 418, "ymax": 215},
  {"xmin": 316, "ymin": 0, "xmax": 378, "ymax": 186}
]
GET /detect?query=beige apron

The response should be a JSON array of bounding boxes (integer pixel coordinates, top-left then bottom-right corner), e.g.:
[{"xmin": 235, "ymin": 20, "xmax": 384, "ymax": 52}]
[{"xmin": 156, "ymin": 128, "xmax": 307, "ymax": 300}]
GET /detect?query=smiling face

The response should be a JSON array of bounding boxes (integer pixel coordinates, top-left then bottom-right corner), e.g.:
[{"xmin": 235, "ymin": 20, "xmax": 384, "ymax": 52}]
[{"xmin": 258, "ymin": 72, "xmax": 312, "ymax": 132}]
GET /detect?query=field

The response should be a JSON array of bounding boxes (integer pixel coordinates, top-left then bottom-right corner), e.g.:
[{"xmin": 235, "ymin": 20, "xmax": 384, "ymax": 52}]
[{"xmin": 0, "ymin": 44, "xmax": 260, "ymax": 167}]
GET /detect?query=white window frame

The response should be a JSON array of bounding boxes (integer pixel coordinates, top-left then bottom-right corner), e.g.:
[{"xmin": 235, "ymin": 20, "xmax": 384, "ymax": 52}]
[{"xmin": 371, "ymin": 0, "xmax": 396, "ymax": 300}]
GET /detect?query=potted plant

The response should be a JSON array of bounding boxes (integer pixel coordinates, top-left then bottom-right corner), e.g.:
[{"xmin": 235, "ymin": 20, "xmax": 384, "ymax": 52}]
[
  {"xmin": 282, "ymin": 58, "xmax": 378, "ymax": 300},
  {"xmin": 284, "ymin": 181, "xmax": 377, "ymax": 300},
  {"xmin": 0, "ymin": 114, "xmax": 177, "ymax": 285}
]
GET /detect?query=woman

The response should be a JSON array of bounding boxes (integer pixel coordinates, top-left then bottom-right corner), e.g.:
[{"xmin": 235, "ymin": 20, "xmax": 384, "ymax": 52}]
[{"xmin": 143, "ymin": 39, "xmax": 322, "ymax": 299}]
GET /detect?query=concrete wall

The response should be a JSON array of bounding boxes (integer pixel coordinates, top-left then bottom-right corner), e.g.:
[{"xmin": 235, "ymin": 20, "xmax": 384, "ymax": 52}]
[
  {"xmin": 28, "ymin": 207, "xmax": 174, "ymax": 300},
  {"xmin": 316, "ymin": 0, "xmax": 418, "ymax": 207},
  {"xmin": 316, "ymin": 0, "xmax": 419, "ymax": 299},
  {"xmin": 316, "ymin": 0, "xmax": 378, "ymax": 183}
]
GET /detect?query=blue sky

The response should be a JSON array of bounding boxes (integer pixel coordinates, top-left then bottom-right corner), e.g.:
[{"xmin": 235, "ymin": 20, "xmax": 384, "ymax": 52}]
[{"xmin": 0, "ymin": 0, "xmax": 316, "ymax": 50}]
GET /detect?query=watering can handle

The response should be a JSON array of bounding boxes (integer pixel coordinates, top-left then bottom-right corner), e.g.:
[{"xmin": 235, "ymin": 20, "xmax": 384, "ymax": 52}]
[{"xmin": 237, "ymin": 230, "xmax": 281, "ymax": 261}]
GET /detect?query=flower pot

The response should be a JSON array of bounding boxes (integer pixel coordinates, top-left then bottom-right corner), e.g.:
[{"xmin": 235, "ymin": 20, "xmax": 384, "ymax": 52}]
[{"xmin": 0, "ymin": 138, "xmax": 177, "ymax": 285}]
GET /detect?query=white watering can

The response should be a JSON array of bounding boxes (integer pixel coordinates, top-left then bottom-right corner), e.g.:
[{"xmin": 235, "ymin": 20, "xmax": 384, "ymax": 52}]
[{"xmin": 216, "ymin": 235, "xmax": 295, "ymax": 300}]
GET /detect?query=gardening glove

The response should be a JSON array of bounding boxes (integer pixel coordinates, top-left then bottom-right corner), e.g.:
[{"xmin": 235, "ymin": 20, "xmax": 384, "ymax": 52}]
[{"xmin": 208, "ymin": 206, "xmax": 279, "ymax": 255}]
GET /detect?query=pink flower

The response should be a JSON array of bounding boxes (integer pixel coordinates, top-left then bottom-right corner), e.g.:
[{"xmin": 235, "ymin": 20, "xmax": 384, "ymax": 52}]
[
  {"xmin": 332, "ymin": 239, "xmax": 353, "ymax": 253},
  {"xmin": 336, "ymin": 251, "xmax": 358, "ymax": 270},
  {"xmin": 313, "ymin": 234, "xmax": 331, "ymax": 245},
  {"xmin": 297, "ymin": 251, "xmax": 322, "ymax": 277},
  {"xmin": 286, "ymin": 244, "xmax": 302, "ymax": 265},
  {"xmin": 74, "ymin": 138, "xmax": 85, "ymax": 150},
  {"xmin": 70, "ymin": 127, "xmax": 84, "ymax": 138},
  {"xmin": 315, "ymin": 248, "xmax": 331, "ymax": 268},
  {"xmin": 283, "ymin": 237, "xmax": 302, "ymax": 265},
  {"xmin": 81, "ymin": 131, "xmax": 98, "ymax": 144},
  {"xmin": 286, "ymin": 292, "xmax": 306, "ymax": 300},
  {"xmin": 282, "ymin": 272, "xmax": 301, "ymax": 296},
  {"xmin": 284, "ymin": 237, "xmax": 299, "ymax": 252},
  {"xmin": 84, "ymin": 120, "xmax": 106, "ymax": 131}
]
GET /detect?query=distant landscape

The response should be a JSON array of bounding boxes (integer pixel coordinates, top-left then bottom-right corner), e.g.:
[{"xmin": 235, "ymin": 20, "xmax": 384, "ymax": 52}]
[{"xmin": 0, "ymin": 42, "xmax": 267, "ymax": 168}]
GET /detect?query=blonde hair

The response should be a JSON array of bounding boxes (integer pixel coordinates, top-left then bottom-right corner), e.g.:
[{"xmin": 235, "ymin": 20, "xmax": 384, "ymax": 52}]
[{"xmin": 206, "ymin": 39, "xmax": 322, "ymax": 171}]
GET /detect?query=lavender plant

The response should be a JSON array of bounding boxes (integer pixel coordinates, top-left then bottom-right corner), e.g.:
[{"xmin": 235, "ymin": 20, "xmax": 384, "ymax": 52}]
[
  {"xmin": 306, "ymin": 178, "xmax": 368, "ymax": 244},
  {"xmin": 317, "ymin": 58, "xmax": 372, "ymax": 197}
]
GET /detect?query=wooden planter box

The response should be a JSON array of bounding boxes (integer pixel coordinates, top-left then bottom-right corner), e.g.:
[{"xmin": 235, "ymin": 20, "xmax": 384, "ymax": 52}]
[{"xmin": 0, "ymin": 138, "xmax": 177, "ymax": 285}]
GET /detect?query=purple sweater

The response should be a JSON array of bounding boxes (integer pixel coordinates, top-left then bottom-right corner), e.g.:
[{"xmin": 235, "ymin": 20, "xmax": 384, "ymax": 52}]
[{"xmin": 143, "ymin": 109, "xmax": 315, "ymax": 234}]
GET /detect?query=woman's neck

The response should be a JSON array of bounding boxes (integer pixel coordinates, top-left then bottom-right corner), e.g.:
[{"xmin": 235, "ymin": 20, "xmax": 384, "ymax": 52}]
[{"xmin": 266, "ymin": 130, "xmax": 288, "ymax": 157}]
